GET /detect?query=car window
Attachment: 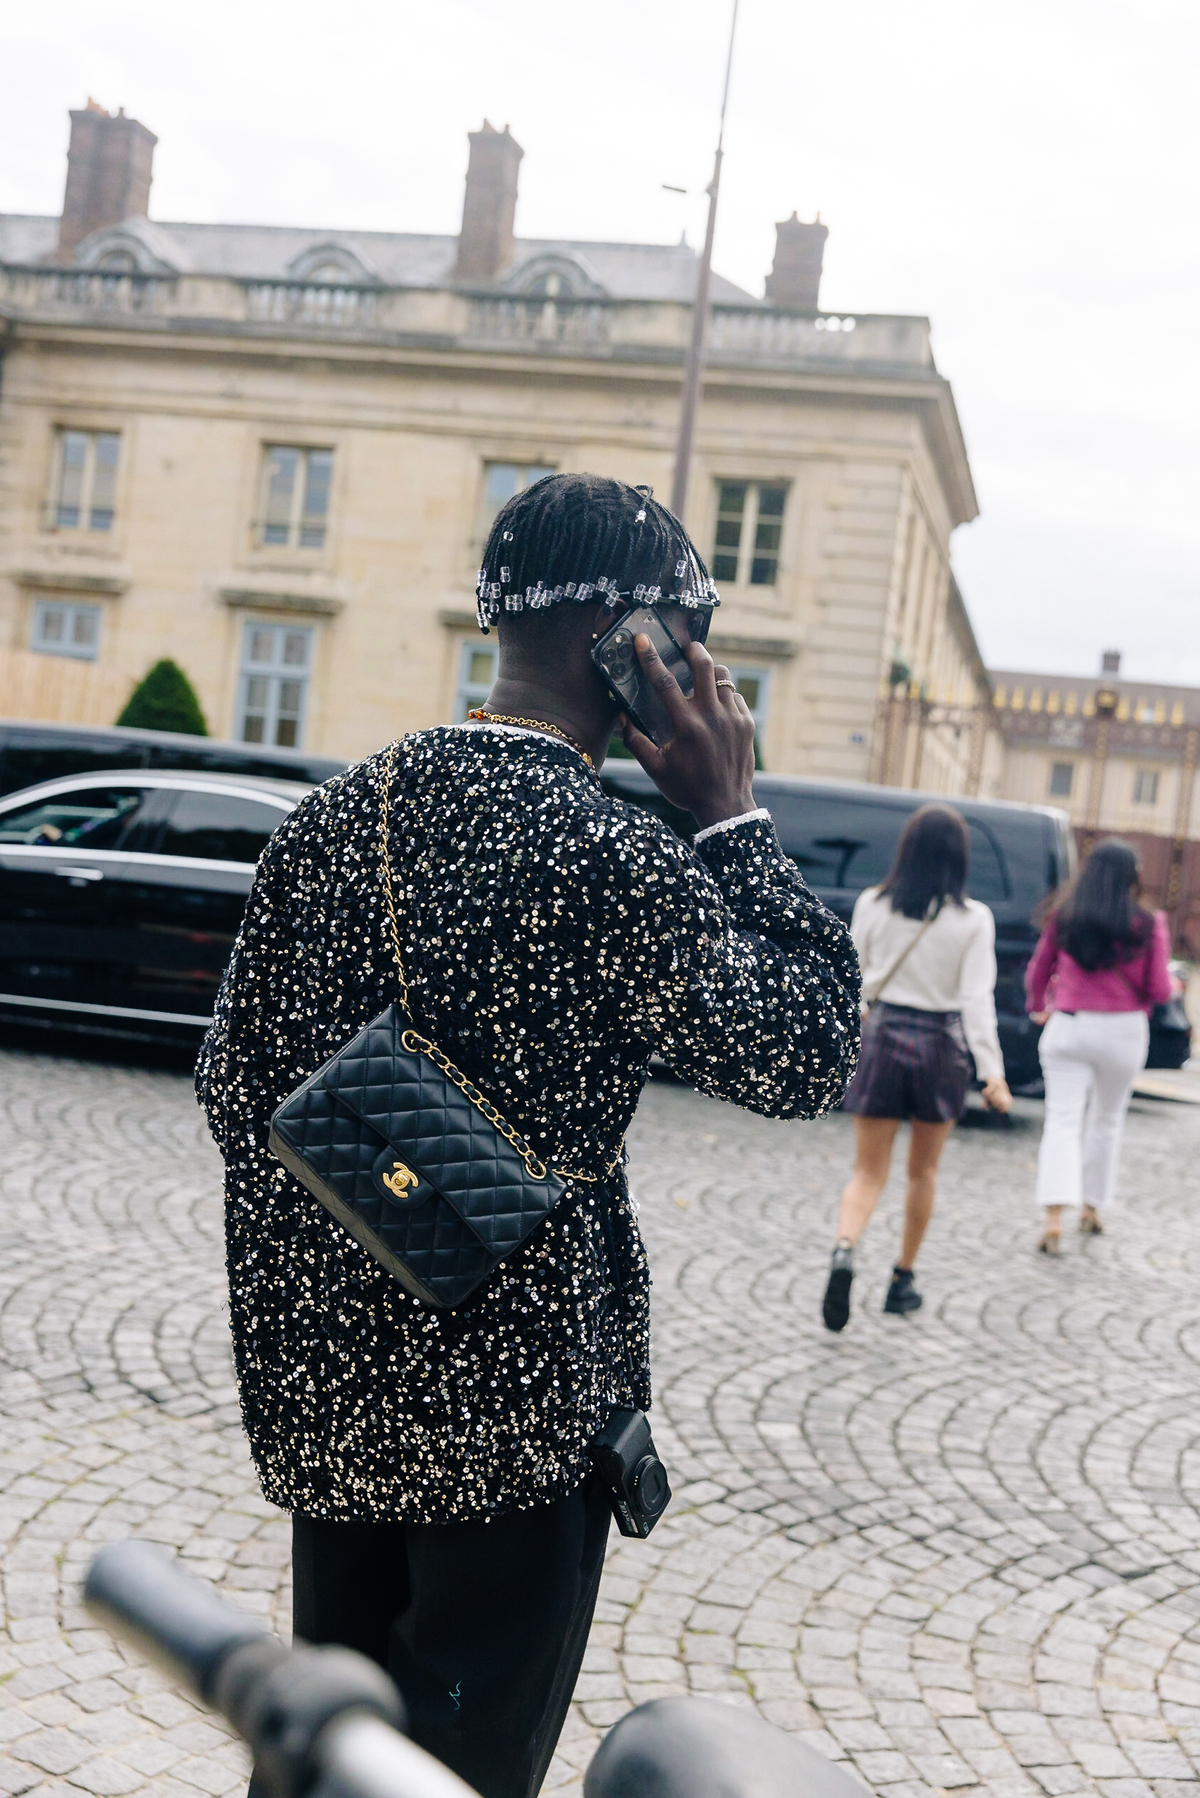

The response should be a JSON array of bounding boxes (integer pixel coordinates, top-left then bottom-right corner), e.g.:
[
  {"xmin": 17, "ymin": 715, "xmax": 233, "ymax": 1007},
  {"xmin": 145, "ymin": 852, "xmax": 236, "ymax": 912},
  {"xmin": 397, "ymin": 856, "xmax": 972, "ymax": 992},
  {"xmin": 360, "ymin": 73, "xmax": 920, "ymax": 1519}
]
[
  {"xmin": 158, "ymin": 790, "xmax": 288, "ymax": 863},
  {"xmin": 766, "ymin": 791, "xmax": 1010, "ymax": 901},
  {"xmin": 0, "ymin": 785, "xmax": 144, "ymax": 848},
  {"xmin": 964, "ymin": 821, "xmax": 1008, "ymax": 902},
  {"xmin": 0, "ymin": 741, "xmax": 150, "ymax": 797},
  {"xmin": 767, "ymin": 793, "xmax": 908, "ymax": 889}
]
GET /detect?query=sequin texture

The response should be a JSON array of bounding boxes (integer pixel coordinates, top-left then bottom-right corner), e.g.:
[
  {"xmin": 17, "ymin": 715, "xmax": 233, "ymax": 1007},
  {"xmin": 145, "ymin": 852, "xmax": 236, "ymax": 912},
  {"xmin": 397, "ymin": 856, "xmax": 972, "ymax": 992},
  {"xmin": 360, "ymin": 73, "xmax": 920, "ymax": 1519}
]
[{"xmin": 196, "ymin": 726, "xmax": 860, "ymax": 1523}]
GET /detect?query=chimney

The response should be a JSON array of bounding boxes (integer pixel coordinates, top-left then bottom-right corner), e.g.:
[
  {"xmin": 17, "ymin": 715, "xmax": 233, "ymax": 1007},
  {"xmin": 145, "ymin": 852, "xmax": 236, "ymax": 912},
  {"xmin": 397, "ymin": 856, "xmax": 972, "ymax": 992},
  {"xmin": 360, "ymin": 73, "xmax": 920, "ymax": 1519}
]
[
  {"xmin": 57, "ymin": 99, "xmax": 157, "ymax": 262},
  {"xmin": 1101, "ymin": 649, "xmax": 1122, "ymax": 676},
  {"xmin": 764, "ymin": 212, "xmax": 829, "ymax": 310},
  {"xmin": 453, "ymin": 121, "xmax": 523, "ymax": 284}
]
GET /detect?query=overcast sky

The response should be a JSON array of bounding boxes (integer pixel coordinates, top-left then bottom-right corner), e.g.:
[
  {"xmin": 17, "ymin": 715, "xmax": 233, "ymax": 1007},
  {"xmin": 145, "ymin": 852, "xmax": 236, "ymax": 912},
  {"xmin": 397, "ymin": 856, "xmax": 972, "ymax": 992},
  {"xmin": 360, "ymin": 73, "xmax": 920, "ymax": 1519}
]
[{"xmin": 5, "ymin": 0, "xmax": 1198, "ymax": 685}]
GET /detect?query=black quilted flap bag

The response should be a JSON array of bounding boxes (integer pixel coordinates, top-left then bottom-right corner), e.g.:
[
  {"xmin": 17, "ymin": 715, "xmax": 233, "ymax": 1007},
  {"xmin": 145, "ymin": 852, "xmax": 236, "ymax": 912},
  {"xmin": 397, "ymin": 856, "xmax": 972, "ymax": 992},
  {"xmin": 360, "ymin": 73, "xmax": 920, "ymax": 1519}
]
[{"xmin": 269, "ymin": 744, "xmax": 619, "ymax": 1311}]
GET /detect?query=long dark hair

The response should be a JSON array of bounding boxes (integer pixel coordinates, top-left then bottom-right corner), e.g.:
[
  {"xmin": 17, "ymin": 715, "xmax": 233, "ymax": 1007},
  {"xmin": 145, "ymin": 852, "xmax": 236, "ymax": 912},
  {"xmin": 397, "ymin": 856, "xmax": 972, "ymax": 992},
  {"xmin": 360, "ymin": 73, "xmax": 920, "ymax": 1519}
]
[
  {"xmin": 879, "ymin": 804, "xmax": 970, "ymax": 920},
  {"xmin": 1050, "ymin": 837, "xmax": 1153, "ymax": 970}
]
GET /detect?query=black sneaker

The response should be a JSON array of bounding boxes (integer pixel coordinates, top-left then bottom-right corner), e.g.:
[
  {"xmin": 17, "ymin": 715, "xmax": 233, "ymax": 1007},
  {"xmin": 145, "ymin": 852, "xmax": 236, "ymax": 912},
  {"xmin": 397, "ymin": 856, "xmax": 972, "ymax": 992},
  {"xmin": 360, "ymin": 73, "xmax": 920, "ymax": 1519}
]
[
  {"xmin": 822, "ymin": 1241, "xmax": 854, "ymax": 1332},
  {"xmin": 883, "ymin": 1267, "xmax": 922, "ymax": 1315}
]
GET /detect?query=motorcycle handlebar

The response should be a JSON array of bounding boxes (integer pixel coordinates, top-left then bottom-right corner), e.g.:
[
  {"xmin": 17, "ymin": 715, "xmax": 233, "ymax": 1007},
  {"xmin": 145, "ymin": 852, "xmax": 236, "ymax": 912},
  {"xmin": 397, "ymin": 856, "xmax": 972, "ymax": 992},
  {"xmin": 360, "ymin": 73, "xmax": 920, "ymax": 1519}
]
[
  {"xmin": 86, "ymin": 1540, "xmax": 864, "ymax": 1798},
  {"xmin": 85, "ymin": 1542, "xmax": 477, "ymax": 1798},
  {"xmin": 85, "ymin": 1539, "xmax": 268, "ymax": 1704}
]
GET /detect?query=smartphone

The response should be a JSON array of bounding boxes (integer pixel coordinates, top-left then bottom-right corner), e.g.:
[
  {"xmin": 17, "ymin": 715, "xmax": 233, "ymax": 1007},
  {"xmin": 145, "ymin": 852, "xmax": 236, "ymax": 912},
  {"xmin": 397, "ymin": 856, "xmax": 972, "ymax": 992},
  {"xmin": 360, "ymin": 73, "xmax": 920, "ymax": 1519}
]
[{"xmin": 591, "ymin": 606, "xmax": 694, "ymax": 746}]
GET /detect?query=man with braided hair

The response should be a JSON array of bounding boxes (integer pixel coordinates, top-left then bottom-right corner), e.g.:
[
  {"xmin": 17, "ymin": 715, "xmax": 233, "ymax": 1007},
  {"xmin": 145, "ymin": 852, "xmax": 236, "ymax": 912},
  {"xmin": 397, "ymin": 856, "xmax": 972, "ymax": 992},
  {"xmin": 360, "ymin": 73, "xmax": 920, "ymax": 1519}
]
[{"xmin": 199, "ymin": 472, "xmax": 859, "ymax": 1798}]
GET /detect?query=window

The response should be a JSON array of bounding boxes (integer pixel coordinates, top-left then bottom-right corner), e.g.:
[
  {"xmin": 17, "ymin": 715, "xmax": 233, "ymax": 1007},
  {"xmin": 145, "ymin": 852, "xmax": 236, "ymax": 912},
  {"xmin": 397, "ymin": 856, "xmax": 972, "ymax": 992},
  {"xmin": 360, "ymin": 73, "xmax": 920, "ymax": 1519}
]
[
  {"xmin": 53, "ymin": 429, "xmax": 119, "ymax": 531},
  {"xmin": 712, "ymin": 481, "xmax": 787, "ymax": 586},
  {"xmin": 0, "ymin": 786, "xmax": 143, "ymax": 848},
  {"xmin": 766, "ymin": 794, "xmax": 1008, "ymax": 901},
  {"xmin": 963, "ymin": 823, "xmax": 1010, "ymax": 903},
  {"xmin": 479, "ymin": 462, "xmax": 556, "ymax": 539},
  {"xmin": 159, "ymin": 790, "xmax": 287, "ymax": 864},
  {"xmin": 237, "ymin": 624, "xmax": 313, "ymax": 748},
  {"xmin": 1049, "ymin": 761, "xmax": 1075, "ymax": 798},
  {"xmin": 768, "ymin": 794, "xmax": 907, "ymax": 889},
  {"xmin": 258, "ymin": 446, "xmax": 334, "ymax": 549},
  {"xmin": 31, "ymin": 600, "xmax": 102, "ymax": 661},
  {"xmin": 455, "ymin": 641, "xmax": 498, "ymax": 722},
  {"xmin": 526, "ymin": 272, "xmax": 572, "ymax": 297},
  {"xmin": 1133, "ymin": 769, "xmax": 1159, "ymax": 805}
]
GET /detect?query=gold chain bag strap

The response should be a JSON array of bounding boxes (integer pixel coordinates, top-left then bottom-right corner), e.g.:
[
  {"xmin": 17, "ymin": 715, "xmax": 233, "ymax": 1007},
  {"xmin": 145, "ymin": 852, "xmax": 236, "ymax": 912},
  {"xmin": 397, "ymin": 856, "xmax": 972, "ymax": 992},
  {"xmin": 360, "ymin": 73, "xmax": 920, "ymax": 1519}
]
[{"xmin": 268, "ymin": 745, "xmax": 622, "ymax": 1309}]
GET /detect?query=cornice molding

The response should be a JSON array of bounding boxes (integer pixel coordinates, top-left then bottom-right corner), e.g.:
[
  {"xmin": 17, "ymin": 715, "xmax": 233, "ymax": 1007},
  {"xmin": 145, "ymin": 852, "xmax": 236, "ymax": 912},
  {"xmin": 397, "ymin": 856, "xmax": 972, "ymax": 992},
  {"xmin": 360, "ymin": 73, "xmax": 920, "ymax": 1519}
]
[
  {"xmin": 13, "ymin": 566, "xmax": 129, "ymax": 596},
  {"xmin": 220, "ymin": 586, "xmax": 343, "ymax": 617},
  {"xmin": 707, "ymin": 633, "xmax": 799, "ymax": 662}
]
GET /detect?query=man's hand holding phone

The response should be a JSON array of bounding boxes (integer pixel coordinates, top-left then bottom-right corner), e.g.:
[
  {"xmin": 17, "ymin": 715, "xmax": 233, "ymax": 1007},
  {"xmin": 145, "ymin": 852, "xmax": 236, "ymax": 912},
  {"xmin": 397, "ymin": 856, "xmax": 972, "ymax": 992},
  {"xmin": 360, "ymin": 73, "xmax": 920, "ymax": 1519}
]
[{"xmin": 620, "ymin": 633, "xmax": 757, "ymax": 831}]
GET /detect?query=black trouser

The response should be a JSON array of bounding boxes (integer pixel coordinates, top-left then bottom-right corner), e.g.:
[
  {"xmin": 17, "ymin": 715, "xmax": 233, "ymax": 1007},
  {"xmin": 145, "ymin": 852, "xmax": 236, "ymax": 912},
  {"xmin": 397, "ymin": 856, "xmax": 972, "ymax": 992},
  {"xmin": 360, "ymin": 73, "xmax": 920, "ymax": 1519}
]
[{"xmin": 249, "ymin": 1477, "xmax": 610, "ymax": 1798}]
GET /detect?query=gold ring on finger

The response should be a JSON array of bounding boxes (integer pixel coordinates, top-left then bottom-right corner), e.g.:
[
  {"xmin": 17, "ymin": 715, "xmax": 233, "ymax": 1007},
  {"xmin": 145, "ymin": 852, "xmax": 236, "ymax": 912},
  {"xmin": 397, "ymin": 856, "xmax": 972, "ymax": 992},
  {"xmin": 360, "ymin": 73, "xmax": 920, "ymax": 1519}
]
[{"xmin": 715, "ymin": 678, "xmax": 736, "ymax": 690}]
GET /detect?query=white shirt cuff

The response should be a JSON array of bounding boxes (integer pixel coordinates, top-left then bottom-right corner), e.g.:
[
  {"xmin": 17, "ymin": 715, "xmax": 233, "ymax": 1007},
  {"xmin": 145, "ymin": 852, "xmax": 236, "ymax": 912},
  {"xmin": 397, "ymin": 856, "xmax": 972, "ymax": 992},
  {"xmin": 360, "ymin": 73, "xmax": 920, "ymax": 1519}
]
[{"xmin": 693, "ymin": 807, "xmax": 771, "ymax": 843}]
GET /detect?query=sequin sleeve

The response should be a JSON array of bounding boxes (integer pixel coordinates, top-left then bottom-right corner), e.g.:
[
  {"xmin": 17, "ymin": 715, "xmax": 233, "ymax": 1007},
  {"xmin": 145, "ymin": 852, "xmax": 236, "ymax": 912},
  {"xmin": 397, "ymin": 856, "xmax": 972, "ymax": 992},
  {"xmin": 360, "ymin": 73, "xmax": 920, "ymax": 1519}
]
[
  {"xmin": 194, "ymin": 790, "xmax": 338, "ymax": 1154},
  {"xmin": 195, "ymin": 896, "xmax": 248, "ymax": 1154},
  {"xmin": 607, "ymin": 811, "xmax": 861, "ymax": 1118}
]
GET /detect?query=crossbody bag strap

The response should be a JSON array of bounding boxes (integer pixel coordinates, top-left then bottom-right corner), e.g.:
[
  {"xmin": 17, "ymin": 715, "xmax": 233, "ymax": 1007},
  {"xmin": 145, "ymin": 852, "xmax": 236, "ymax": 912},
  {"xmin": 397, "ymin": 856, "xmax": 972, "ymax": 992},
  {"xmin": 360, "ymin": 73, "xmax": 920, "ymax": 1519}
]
[
  {"xmin": 864, "ymin": 908, "xmax": 939, "ymax": 1009},
  {"xmin": 378, "ymin": 744, "xmax": 623, "ymax": 1185}
]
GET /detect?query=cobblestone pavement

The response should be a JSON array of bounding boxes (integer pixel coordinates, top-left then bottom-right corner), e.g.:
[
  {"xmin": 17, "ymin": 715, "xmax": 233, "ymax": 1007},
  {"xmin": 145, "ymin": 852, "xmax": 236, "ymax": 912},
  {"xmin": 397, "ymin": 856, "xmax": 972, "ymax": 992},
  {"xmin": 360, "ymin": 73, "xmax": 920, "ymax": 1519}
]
[{"xmin": 4, "ymin": 1036, "xmax": 1200, "ymax": 1798}]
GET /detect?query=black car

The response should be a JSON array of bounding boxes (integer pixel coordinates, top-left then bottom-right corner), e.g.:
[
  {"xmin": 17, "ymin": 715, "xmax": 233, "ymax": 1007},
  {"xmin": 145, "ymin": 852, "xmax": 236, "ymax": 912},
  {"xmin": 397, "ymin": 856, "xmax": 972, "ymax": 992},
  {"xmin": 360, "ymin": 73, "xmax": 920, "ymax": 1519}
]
[
  {"xmin": 0, "ymin": 717, "xmax": 345, "ymax": 800},
  {"xmin": 0, "ymin": 769, "xmax": 310, "ymax": 1038},
  {"xmin": 599, "ymin": 764, "xmax": 1077, "ymax": 1091},
  {"xmin": 3, "ymin": 751, "xmax": 1181, "ymax": 1075}
]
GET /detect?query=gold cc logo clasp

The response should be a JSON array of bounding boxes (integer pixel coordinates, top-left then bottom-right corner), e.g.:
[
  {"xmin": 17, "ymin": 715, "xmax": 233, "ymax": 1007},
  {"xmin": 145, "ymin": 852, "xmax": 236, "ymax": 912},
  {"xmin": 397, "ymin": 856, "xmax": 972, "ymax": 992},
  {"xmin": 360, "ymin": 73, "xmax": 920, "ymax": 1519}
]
[{"xmin": 382, "ymin": 1161, "xmax": 420, "ymax": 1199}]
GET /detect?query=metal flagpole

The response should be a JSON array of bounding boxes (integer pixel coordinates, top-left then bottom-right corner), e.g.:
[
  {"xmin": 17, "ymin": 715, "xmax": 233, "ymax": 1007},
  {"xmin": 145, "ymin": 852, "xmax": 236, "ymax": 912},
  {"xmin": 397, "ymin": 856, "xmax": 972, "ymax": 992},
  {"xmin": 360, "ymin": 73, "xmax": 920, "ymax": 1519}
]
[{"xmin": 670, "ymin": 0, "xmax": 741, "ymax": 522}]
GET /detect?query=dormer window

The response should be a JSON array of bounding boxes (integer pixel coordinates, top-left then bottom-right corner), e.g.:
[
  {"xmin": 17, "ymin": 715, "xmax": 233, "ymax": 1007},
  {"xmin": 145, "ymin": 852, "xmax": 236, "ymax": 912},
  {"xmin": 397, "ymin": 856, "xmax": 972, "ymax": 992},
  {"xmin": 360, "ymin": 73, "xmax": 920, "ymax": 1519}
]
[
  {"xmin": 504, "ymin": 253, "xmax": 604, "ymax": 300},
  {"xmin": 286, "ymin": 243, "xmax": 378, "ymax": 286},
  {"xmin": 97, "ymin": 250, "xmax": 138, "ymax": 273},
  {"xmin": 526, "ymin": 272, "xmax": 570, "ymax": 299}
]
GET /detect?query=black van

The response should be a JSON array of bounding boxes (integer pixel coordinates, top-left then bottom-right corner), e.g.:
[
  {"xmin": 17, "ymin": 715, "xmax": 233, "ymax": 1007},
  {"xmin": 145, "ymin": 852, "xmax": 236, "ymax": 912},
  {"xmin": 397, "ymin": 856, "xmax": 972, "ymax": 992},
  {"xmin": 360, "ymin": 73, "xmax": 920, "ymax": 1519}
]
[
  {"xmin": 600, "ymin": 763, "xmax": 1075, "ymax": 1091},
  {"xmin": 0, "ymin": 719, "xmax": 346, "ymax": 799}
]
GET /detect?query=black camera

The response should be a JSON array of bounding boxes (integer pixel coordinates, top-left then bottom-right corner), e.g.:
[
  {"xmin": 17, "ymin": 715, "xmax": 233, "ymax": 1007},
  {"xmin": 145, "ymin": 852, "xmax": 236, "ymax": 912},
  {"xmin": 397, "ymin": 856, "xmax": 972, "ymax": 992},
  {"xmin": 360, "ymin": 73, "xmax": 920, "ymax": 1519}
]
[{"xmin": 592, "ymin": 1407, "xmax": 672, "ymax": 1538}]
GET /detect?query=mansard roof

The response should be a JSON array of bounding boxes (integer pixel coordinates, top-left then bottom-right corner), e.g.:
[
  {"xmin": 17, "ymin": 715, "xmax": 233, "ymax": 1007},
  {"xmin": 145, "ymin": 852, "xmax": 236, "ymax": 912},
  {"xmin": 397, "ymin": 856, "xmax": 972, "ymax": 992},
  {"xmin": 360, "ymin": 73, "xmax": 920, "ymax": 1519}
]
[
  {"xmin": 0, "ymin": 213, "xmax": 757, "ymax": 304},
  {"xmin": 989, "ymin": 668, "xmax": 1200, "ymax": 730}
]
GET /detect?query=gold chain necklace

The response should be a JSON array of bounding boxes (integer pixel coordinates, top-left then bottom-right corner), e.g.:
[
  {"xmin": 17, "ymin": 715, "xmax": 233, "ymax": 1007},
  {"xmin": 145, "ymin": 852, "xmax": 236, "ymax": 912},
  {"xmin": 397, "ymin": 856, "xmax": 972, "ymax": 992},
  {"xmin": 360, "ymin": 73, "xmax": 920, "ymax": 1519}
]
[{"xmin": 467, "ymin": 708, "xmax": 596, "ymax": 771}]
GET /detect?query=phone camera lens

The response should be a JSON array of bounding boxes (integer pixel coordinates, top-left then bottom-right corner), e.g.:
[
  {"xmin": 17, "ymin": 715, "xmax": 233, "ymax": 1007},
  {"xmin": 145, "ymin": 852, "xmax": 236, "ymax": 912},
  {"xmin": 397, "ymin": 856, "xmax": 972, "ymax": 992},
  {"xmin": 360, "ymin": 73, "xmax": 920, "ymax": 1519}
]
[{"xmin": 606, "ymin": 631, "xmax": 635, "ymax": 681}]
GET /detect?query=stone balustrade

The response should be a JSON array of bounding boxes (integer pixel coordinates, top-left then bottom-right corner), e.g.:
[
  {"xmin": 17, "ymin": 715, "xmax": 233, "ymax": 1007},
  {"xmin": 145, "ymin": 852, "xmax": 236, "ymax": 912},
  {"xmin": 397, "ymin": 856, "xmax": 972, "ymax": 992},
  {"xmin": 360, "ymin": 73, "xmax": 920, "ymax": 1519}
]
[{"xmin": 0, "ymin": 264, "xmax": 934, "ymax": 371}]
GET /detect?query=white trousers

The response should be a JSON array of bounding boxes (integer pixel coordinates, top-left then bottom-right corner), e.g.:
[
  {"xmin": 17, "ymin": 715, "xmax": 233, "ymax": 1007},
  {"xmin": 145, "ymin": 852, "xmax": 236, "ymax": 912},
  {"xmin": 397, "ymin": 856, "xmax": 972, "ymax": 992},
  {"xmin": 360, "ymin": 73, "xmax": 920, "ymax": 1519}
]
[{"xmin": 1035, "ymin": 1010, "xmax": 1148, "ymax": 1212}]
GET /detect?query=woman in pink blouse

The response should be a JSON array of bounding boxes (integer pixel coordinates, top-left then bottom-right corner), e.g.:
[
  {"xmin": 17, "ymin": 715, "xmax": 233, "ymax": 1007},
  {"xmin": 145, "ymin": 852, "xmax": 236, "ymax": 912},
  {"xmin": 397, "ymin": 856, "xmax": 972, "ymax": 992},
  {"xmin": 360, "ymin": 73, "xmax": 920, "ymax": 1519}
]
[{"xmin": 1026, "ymin": 838, "xmax": 1173, "ymax": 1251}]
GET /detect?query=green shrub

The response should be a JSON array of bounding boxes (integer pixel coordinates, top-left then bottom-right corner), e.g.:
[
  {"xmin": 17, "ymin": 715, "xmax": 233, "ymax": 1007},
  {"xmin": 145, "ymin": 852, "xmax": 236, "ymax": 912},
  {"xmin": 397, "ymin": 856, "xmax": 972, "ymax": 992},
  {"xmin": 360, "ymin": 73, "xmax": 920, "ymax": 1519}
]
[{"xmin": 116, "ymin": 660, "xmax": 209, "ymax": 736}]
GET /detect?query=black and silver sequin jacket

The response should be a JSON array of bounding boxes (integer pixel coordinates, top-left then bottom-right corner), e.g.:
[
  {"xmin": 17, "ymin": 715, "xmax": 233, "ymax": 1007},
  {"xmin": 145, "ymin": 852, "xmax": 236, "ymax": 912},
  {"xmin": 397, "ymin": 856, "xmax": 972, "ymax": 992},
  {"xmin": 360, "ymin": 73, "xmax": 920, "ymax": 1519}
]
[{"xmin": 196, "ymin": 725, "xmax": 860, "ymax": 1523}]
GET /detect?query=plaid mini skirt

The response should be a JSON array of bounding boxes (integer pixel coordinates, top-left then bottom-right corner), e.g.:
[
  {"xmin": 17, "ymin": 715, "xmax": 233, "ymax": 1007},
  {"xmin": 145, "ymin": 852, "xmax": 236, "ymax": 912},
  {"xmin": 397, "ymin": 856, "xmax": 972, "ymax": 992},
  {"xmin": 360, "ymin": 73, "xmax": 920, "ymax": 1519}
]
[{"xmin": 843, "ymin": 1002, "xmax": 972, "ymax": 1123}]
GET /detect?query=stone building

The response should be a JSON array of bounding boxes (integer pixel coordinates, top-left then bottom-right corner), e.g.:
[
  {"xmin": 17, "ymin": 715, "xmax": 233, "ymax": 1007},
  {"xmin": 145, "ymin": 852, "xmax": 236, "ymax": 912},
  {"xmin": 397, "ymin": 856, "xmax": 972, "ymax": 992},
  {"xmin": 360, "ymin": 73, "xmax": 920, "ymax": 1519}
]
[
  {"xmin": 0, "ymin": 101, "xmax": 986, "ymax": 780},
  {"xmin": 989, "ymin": 651, "xmax": 1200, "ymax": 951}
]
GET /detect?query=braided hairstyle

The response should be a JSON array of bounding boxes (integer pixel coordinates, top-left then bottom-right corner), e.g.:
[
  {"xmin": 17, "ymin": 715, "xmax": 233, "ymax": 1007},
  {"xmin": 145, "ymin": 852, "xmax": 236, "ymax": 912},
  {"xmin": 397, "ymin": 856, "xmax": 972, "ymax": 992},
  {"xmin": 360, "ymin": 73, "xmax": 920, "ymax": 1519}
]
[{"xmin": 475, "ymin": 471, "xmax": 719, "ymax": 632}]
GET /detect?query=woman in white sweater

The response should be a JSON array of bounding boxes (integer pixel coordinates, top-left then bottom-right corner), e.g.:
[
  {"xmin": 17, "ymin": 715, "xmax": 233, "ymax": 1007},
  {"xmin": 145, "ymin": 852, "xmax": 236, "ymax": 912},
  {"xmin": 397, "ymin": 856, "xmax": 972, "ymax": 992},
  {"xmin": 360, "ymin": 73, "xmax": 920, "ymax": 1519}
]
[{"xmin": 822, "ymin": 805, "xmax": 1012, "ymax": 1332}]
